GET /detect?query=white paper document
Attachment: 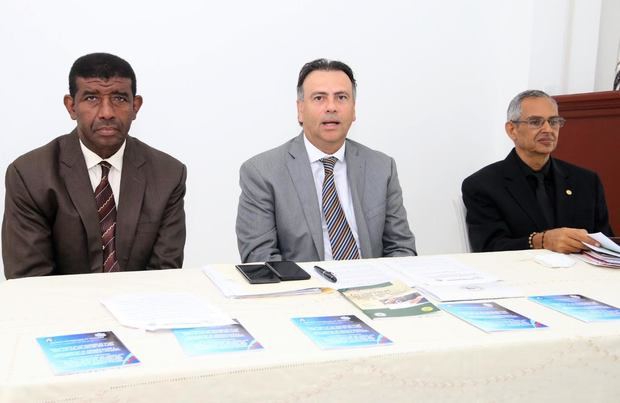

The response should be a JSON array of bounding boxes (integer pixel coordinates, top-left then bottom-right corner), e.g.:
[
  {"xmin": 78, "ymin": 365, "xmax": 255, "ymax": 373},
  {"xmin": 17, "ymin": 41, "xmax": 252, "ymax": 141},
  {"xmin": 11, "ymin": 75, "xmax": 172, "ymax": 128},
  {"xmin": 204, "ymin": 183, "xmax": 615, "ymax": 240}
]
[
  {"xmin": 302, "ymin": 260, "xmax": 397, "ymax": 289},
  {"xmin": 382, "ymin": 256, "xmax": 521, "ymax": 301},
  {"xmin": 382, "ymin": 256, "xmax": 498, "ymax": 286},
  {"xmin": 101, "ymin": 292, "xmax": 235, "ymax": 331},
  {"xmin": 417, "ymin": 282, "xmax": 523, "ymax": 302}
]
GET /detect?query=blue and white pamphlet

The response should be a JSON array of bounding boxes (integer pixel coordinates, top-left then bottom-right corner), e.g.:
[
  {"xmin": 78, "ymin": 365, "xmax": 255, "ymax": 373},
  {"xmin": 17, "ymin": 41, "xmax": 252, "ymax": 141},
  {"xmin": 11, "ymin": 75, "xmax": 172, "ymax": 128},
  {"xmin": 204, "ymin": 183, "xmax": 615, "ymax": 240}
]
[
  {"xmin": 439, "ymin": 302, "xmax": 548, "ymax": 333},
  {"xmin": 291, "ymin": 315, "xmax": 392, "ymax": 349},
  {"xmin": 529, "ymin": 294, "xmax": 620, "ymax": 322},
  {"xmin": 36, "ymin": 331, "xmax": 140, "ymax": 375},
  {"xmin": 172, "ymin": 320, "xmax": 263, "ymax": 356}
]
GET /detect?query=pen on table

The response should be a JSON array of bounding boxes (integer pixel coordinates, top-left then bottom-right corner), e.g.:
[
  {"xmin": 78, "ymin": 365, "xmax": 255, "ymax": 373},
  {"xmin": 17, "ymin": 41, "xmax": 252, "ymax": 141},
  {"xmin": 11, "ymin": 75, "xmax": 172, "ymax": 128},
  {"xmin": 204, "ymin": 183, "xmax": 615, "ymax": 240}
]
[{"xmin": 314, "ymin": 265, "xmax": 337, "ymax": 283}]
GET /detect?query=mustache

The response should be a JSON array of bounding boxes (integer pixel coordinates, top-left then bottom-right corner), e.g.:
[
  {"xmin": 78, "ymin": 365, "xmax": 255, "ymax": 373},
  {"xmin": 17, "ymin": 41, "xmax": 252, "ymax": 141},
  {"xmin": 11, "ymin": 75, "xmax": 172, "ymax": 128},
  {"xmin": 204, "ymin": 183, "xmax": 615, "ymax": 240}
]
[
  {"xmin": 93, "ymin": 121, "xmax": 121, "ymax": 131},
  {"xmin": 321, "ymin": 114, "xmax": 340, "ymax": 123}
]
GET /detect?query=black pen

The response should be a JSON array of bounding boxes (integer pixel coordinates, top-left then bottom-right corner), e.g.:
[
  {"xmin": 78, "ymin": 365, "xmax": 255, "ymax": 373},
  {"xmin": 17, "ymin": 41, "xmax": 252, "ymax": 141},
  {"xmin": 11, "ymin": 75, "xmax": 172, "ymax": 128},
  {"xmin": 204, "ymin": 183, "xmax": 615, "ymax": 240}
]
[{"xmin": 314, "ymin": 265, "xmax": 337, "ymax": 283}]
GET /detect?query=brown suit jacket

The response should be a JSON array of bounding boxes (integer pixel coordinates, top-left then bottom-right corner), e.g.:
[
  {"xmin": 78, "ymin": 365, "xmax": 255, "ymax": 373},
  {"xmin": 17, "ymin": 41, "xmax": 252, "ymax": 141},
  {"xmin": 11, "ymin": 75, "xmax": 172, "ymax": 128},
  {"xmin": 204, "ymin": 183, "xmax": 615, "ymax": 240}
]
[{"xmin": 2, "ymin": 131, "xmax": 186, "ymax": 279}]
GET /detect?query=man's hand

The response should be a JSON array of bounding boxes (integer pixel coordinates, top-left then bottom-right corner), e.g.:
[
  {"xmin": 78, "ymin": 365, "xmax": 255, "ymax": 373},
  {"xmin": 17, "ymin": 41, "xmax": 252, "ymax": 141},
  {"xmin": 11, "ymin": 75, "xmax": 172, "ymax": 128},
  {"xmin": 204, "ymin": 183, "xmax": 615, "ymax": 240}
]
[{"xmin": 541, "ymin": 228, "xmax": 600, "ymax": 253}]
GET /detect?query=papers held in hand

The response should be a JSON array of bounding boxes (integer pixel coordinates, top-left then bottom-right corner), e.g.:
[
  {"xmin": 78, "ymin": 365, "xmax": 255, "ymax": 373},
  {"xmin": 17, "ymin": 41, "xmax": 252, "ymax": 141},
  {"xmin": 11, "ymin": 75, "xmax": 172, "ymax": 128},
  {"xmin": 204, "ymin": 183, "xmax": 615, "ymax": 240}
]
[{"xmin": 578, "ymin": 232, "xmax": 620, "ymax": 268}]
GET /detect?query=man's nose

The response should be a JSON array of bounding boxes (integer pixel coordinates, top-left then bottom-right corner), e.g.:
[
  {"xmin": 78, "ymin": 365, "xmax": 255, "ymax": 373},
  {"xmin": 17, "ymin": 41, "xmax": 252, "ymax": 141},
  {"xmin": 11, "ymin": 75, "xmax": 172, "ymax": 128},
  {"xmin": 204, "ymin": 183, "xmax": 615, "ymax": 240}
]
[
  {"xmin": 541, "ymin": 118, "xmax": 555, "ymax": 131},
  {"xmin": 97, "ymin": 97, "xmax": 115, "ymax": 119},
  {"xmin": 325, "ymin": 96, "xmax": 337, "ymax": 112}
]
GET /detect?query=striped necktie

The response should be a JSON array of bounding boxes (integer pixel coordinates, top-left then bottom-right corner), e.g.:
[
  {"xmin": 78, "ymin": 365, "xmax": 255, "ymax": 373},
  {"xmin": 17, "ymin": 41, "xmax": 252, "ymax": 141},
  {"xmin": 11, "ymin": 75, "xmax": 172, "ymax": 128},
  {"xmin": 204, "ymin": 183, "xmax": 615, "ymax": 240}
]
[
  {"xmin": 95, "ymin": 162, "xmax": 119, "ymax": 272},
  {"xmin": 320, "ymin": 156, "xmax": 360, "ymax": 260}
]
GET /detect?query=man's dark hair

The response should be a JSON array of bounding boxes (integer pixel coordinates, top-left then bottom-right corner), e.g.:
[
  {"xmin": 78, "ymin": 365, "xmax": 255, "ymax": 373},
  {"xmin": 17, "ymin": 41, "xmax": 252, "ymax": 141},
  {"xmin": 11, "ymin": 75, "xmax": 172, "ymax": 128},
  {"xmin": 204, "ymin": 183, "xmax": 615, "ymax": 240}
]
[
  {"xmin": 68, "ymin": 53, "xmax": 137, "ymax": 98},
  {"xmin": 296, "ymin": 58, "xmax": 357, "ymax": 100}
]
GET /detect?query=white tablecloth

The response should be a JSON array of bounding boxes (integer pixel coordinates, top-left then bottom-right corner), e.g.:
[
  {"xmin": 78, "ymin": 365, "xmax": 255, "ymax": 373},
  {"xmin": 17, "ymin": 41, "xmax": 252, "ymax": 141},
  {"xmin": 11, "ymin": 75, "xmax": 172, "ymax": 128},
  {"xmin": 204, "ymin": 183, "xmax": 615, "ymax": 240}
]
[{"xmin": 1, "ymin": 250, "xmax": 619, "ymax": 402}]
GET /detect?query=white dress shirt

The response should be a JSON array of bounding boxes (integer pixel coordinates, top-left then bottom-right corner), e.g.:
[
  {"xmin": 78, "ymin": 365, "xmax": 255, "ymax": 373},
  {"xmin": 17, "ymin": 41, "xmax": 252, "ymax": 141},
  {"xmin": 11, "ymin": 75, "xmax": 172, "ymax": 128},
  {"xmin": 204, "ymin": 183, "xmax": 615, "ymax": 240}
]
[
  {"xmin": 303, "ymin": 135, "xmax": 360, "ymax": 260},
  {"xmin": 79, "ymin": 140, "xmax": 125, "ymax": 208}
]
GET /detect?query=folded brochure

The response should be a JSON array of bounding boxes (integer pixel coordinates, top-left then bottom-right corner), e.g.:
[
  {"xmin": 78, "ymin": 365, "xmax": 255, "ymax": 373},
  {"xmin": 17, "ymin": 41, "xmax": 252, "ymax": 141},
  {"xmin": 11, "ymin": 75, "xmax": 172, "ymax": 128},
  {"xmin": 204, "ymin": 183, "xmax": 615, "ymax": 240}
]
[{"xmin": 339, "ymin": 280, "xmax": 438, "ymax": 319}]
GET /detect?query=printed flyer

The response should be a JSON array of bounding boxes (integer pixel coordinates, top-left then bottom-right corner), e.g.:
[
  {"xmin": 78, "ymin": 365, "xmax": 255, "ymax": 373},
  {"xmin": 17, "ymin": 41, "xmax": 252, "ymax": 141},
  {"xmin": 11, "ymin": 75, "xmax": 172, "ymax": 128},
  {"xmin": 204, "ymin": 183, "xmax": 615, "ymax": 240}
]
[
  {"xmin": 173, "ymin": 321, "xmax": 263, "ymax": 355},
  {"xmin": 529, "ymin": 294, "xmax": 620, "ymax": 322},
  {"xmin": 37, "ymin": 331, "xmax": 139, "ymax": 375},
  {"xmin": 439, "ymin": 302, "xmax": 547, "ymax": 333},
  {"xmin": 291, "ymin": 315, "xmax": 392, "ymax": 349}
]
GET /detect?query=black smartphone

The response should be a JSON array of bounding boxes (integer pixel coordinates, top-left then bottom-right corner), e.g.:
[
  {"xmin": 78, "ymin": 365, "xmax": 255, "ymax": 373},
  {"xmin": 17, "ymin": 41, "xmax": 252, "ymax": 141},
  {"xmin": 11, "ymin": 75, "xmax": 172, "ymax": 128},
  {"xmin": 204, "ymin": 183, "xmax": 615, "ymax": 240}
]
[
  {"xmin": 235, "ymin": 264, "xmax": 281, "ymax": 284},
  {"xmin": 265, "ymin": 261, "xmax": 310, "ymax": 281}
]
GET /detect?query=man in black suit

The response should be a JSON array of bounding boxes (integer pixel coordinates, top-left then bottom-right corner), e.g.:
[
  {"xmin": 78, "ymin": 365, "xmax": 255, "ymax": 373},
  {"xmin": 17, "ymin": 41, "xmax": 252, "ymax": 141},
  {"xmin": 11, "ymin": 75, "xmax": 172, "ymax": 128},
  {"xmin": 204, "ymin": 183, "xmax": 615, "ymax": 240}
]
[
  {"xmin": 2, "ymin": 53, "xmax": 186, "ymax": 278},
  {"xmin": 462, "ymin": 90, "xmax": 613, "ymax": 253}
]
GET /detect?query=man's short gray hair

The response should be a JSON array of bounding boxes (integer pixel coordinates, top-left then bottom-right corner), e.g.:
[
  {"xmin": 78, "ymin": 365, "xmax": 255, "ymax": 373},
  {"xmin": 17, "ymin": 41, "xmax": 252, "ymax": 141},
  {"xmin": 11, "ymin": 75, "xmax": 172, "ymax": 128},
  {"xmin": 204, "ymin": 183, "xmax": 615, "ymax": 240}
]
[{"xmin": 506, "ymin": 90, "xmax": 558, "ymax": 121}]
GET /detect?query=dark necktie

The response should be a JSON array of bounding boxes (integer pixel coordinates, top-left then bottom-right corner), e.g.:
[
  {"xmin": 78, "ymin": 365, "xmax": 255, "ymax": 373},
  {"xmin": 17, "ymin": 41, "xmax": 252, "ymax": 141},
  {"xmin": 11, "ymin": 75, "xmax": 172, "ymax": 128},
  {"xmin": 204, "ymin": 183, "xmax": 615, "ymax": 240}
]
[
  {"xmin": 533, "ymin": 172, "xmax": 554, "ymax": 228},
  {"xmin": 320, "ymin": 157, "xmax": 360, "ymax": 260},
  {"xmin": 95, "ymin": 162, "xmax": 119, "ymax": 272}
]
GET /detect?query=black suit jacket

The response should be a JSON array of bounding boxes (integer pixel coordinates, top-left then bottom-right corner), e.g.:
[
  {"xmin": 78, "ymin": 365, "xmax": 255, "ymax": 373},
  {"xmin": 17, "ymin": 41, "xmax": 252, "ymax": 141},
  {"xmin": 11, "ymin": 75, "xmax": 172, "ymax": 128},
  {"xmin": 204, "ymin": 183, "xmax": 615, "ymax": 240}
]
[
  {"xmin": 2, "ymin": 131, "xmax": 186, "ymax": 278},
  {"xmin": 461, "ymin": 149, "xmax": 613, "ymax": 252}
]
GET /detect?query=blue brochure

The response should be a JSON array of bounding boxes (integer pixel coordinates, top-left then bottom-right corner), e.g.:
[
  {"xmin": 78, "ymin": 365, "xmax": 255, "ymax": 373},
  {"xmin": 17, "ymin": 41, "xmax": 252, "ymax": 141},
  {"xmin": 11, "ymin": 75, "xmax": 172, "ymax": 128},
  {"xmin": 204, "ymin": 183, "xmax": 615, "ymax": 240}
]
[
  {"xmin": 36, "ymin": 331, "xmax": 139, "ymax": 375},
  {"xmin": 172, "ymin": 321, "xmax": 263, "ymax": 356},
  {"xmin": 439, "ymin": 302, "xmax": 547, "ymax": 333},
  {"xmin": 291, "ymin": 315, "xmax": 392, "ymax": 349},
  {"xmin": 529, "ymin": 294, "xmax": 620, "ymax": 322}
]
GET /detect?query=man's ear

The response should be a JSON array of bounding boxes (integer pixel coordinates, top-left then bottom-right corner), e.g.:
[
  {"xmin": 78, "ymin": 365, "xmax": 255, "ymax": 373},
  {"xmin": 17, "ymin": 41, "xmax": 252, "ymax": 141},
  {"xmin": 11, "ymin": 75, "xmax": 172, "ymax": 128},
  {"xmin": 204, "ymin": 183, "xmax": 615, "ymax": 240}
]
[
  {"xmin": 505, "ymin": 121, "xmax": 517, "ymax": 142},
  {"xmin": 296, "ymin": 99, "xmax": 304, "ymax": 126},
  {"xmin": 132, "ymin": 95, "xmax": 143, "ymax": 119},
  {"xmin": 63, "ymin": 95, "xmax": 78, "ymax": 120}
]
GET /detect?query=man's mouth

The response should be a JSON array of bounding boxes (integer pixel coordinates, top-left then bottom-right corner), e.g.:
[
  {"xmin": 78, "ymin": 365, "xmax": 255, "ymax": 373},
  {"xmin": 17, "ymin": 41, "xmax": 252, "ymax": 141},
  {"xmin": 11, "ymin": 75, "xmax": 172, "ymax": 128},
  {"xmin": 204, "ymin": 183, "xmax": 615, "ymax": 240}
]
[
  {"xmin": 321, "ymin": 121, "xmax": 340, "ymax": 127},
  {"xmin": 95, "ymin": 126, "xmax": 120, "ymax": 134},
  {"xmin": 537, "ymin": 136, "xmax": 555, "ymax": 145}
]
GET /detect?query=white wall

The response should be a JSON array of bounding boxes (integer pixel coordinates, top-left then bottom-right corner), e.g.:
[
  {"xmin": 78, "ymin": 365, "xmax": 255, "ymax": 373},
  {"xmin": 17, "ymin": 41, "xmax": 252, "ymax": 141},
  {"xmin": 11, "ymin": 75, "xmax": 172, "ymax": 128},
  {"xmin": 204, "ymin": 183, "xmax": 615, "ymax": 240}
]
[
  {"xmin": 595, "ymin": 0, "xmax": 620, "ymax": 90},
  {"xmin": 0, "ymin": 0, "xmax": 615, "ymax": 277}
]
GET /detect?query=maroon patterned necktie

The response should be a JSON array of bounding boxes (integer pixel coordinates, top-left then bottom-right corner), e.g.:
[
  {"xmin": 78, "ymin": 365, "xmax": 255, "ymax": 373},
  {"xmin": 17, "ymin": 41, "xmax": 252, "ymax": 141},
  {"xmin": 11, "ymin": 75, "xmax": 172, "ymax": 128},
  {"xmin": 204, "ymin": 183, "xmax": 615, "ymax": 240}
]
[{"xmin": 95, "ymin": 162, "xmax": 119, "ymax": 272}]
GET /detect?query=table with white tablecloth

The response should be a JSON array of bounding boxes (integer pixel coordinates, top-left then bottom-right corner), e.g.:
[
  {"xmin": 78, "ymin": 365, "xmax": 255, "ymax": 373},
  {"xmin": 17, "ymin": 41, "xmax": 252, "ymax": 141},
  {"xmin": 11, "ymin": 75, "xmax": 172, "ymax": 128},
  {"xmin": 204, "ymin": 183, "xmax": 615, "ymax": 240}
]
[{"xmin": 1, "ymin": 250, "xmax": 619, "ymax": 402}]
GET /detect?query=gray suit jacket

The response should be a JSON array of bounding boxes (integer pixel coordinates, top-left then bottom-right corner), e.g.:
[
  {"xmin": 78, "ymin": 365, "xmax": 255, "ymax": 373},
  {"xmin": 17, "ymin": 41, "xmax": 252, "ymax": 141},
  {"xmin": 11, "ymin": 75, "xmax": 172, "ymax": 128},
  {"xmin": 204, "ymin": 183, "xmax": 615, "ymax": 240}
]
[
  {"xmin": 236, "ymin": 134, "xmax": 416, "ymax": 262},
  {"xmin": 2, "ymin": 131, "xmax": 186, "ymax": 279}
]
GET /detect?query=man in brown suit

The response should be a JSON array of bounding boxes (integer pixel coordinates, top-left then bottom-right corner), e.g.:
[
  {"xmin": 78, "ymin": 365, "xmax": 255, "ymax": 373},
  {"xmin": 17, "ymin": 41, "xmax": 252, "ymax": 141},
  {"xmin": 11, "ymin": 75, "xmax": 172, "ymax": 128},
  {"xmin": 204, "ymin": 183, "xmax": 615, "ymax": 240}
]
[{"xmin": 2, "ymin": 53, "xmax": 186, "ymax": 279}]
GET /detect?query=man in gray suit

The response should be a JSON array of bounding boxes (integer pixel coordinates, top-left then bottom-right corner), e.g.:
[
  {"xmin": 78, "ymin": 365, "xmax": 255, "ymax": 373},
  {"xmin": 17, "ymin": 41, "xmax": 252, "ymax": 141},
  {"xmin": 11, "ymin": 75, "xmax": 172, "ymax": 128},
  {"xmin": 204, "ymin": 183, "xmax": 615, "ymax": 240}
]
[
  {"xmin": 2, "ymin": 53, "xmax": 186, "ymax": 278},
  {"xmin": 236, "ymin": 59, "xmax": 416, "ymax": 263}
]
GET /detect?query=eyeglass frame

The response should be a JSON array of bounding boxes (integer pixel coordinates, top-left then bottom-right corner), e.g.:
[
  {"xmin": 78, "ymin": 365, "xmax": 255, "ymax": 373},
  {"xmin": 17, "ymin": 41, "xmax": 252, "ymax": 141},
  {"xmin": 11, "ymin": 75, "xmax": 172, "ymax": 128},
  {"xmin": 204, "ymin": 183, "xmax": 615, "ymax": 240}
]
[{"xmin": 510, "ymin": 116, "xmax": 566, "ymax": 129}]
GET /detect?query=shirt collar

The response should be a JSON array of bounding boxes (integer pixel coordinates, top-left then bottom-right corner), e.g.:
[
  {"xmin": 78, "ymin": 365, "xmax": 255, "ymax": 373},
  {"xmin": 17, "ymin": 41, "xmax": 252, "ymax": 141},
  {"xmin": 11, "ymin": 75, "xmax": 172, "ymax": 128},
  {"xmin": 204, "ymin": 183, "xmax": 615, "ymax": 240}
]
[
  {"xmin": 515, "ymin": 151, "xmax": 553, "ymax": 179},
  {"xmin": 79, "ymin": 139, "xmax": 126, "ymax": 172},
  {"xmin": 303, "ymin": 134, "xmax": 346, "ymax": 163}
]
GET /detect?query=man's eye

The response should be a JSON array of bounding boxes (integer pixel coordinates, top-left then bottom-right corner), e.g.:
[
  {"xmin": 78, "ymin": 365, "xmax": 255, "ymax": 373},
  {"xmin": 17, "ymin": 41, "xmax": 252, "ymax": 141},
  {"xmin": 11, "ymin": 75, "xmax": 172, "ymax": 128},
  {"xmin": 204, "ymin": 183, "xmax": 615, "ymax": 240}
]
[
  {"xmin": 112, "ymin": 96, "xmax": 128, "ymax": 103},
  {"xmin": 527, "ymin": 117, "xmax": 544, "ymax": 126},
  {"xmin": 313, "ymin": 95, "xmax": 323, "ymax": 101},
  {"xmin": 85, "ymin": 96, "xmax": 98, "ymax": 102},
  {"xmin": 338, "ymin": 95, "xmax": 348, "ymax": 100}
]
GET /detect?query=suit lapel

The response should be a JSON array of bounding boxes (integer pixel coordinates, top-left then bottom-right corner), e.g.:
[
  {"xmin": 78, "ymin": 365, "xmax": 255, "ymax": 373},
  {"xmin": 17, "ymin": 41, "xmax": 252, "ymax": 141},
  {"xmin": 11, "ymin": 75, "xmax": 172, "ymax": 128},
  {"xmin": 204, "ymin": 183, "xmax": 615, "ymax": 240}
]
[
  {"xmin": 503, "ymin": 150, "xmax": 548, "ymax": 230},
  {"xmin": 552, "ymin": 161, "xmax": 574, "ymax": 225},
  {"xmin": 116, "ymin": 137, "xmax": 146, "ymax": 268},
  {"xmin": 59, "ymin": 130, "xmax": 103, "ymax": 272},
  {"xmin": 286, "ymin": 134, "xmax": 324, "ymax": 260},
  {"xmin": 345, "ymin": 141, "xmax": 371, "ymax": 258}
]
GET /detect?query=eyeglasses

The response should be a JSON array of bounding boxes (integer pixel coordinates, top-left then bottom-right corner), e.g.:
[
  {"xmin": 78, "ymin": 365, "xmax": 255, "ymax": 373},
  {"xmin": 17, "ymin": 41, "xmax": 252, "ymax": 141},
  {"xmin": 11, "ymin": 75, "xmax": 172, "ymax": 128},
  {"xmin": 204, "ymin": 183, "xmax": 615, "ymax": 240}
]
[{"xmin": 511, "ymin": 116, "xmax": 566, "ymax": 129}]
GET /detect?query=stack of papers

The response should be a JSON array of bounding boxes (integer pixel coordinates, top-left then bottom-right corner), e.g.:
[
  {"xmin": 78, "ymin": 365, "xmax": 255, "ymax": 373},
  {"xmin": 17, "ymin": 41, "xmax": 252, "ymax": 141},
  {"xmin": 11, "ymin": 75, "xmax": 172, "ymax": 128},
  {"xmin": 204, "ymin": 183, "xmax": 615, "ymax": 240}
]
[
  {"xmin": 203, "ymin": 265, "xmax": 326, "ymax": 298},
  {"xmin": 100, "ymin": 293, "xmax": 235, "ymax": 331},
  {"xmin": 203, "ymin": 257, "xmax": 521, "ymax": 302},
  {"xmin": 578, "ymin": 233, "xmax": 620, "ymax": 268}
]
